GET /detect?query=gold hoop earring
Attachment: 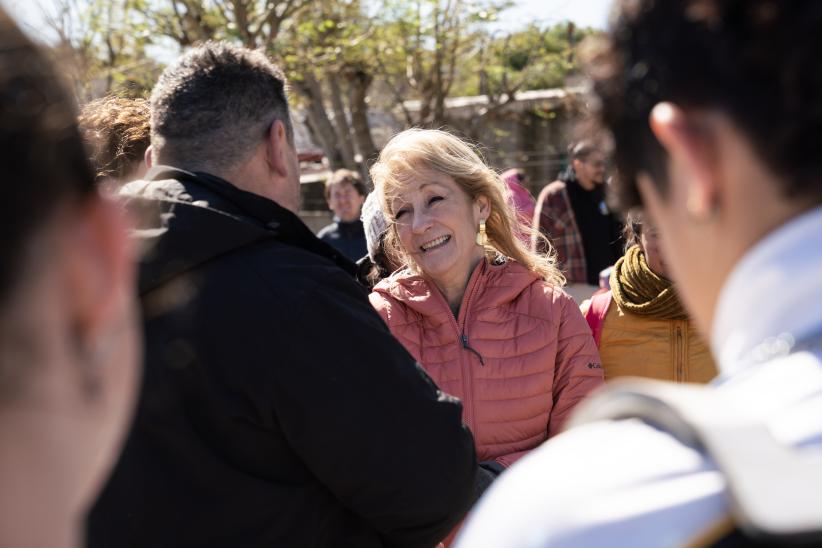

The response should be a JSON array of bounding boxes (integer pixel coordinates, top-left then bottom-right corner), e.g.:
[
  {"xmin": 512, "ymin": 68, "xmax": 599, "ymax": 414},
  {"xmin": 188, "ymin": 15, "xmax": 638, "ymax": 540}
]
[{"xmin": 476, "ymin": 219, "xmax": 488, "ymax": 246}]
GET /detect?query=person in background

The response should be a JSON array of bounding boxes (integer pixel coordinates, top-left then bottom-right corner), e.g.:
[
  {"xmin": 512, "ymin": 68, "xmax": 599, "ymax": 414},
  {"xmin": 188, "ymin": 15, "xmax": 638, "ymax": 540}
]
[
  {"xmin": 356, "ymin": 189, "xmax": 399, "ymax": 289},
  {"xmin": 78, "ymin": 95, "xmax": 151, "ymax": 187},
  {"xmin": 531, "ymin": 141, "xmax": 623, "ymax": 300},
  {"xmin": 89, "ymin": 42, "xmax": 476, "ymax": 548},
  {"xmin": 457, "ymin": 0, "xmax": 822, "ymax": 545},
  {"xmin": 501, "ymin": 168, "xmax": 536, "ymax": 243},
  {"xmin": 317, "ymin": 168, "xmax": 369, "ymax": 260},
  {"xmin": 0, "ymin": 10, "xmax": 140, "ymax": 548},
  {"xmin": 583, "ymin": 211, "xmax": 717, "ymax": 383},
  {"xmin": 369, "ymin": 128, "xmax": 603, "ymax": 504}
]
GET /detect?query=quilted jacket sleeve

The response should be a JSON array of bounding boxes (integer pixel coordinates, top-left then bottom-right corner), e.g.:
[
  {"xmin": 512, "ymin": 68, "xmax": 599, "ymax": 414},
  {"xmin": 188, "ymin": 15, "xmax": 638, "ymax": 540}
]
[
  {"xmin": 369, "ymin": 290, "xmax": 394, "ymax": 326},
  {"xmin": 547, "ymin": 289, "xmax": 604, "ymax": 437},
  {"xmin": 494, "ymin": 449, "xmax": 531, "ymax": 469}
]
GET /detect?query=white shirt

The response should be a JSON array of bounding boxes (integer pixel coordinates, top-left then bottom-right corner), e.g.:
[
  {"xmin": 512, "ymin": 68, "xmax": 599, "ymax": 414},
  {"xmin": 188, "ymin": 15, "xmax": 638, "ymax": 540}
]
[{"xmin": 455, "ymin": 206, "xmax": 822, "ymax": 548}]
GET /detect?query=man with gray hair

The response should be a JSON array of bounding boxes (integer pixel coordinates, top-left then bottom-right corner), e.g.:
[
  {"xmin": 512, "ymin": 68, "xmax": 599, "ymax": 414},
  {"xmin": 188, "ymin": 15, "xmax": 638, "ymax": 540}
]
[{"xmin": 89, "ymin": 41, "xmax": 476, "ymax": 548}]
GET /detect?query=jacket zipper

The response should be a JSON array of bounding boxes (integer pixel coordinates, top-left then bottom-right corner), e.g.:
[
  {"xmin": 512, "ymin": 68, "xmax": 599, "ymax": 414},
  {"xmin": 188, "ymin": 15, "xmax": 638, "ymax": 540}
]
[
  {"xmin": 429, "ymin": 260, "xmax": 487, "ymax": 434},
  {"xmin": 461, "ymin": 334, "xmax": 485, "ymax": 365},
  {"xmin": 675, "ymin": 323, "xmax": 684, "ymax": 382}
]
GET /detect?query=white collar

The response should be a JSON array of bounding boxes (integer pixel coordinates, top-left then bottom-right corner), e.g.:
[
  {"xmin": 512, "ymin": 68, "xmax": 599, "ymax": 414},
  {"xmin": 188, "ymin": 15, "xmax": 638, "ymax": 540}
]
[{"xmin": 711, "ymin": 206, "xmax": 822, "ymax": 376}]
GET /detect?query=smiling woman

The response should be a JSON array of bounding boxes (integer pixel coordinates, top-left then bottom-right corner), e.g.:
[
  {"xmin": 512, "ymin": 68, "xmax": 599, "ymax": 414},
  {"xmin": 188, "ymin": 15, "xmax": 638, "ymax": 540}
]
[
  {"xmin": 389, "ymin": 166, "xmax": 490, "ymax": 308},
  {"xmin": 368, "ymin": 128, "xmax": 604, "ymax": 543}
]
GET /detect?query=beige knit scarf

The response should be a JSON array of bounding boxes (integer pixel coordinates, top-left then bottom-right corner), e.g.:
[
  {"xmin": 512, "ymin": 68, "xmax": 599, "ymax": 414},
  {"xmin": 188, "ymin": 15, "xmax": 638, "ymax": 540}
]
[{"xmin": 609, "ymin": 245, "xmax": 687, "ymax": 320}]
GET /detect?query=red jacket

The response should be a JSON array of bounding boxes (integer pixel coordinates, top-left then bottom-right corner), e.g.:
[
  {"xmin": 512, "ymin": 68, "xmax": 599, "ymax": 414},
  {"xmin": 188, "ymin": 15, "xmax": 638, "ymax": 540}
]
[{"xmin": 370, "ymin": 259, "xmax": 603, "ymax": 467}]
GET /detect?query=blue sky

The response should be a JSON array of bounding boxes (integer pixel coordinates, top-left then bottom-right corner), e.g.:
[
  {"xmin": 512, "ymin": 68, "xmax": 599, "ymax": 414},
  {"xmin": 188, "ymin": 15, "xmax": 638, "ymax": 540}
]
[
  {"xmin": 3, "ymin": 0, "xmax": 613, "ymax": 43},
  {"xmin": 495, "ymin": 0, "xmax": 612, "ymax": 30}
]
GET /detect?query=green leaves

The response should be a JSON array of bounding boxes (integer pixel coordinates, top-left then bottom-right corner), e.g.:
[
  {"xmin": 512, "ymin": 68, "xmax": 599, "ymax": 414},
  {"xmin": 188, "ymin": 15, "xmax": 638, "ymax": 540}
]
[{"xmin": 54, "ymin": 0, "xmax": 597, "ymax": 168}]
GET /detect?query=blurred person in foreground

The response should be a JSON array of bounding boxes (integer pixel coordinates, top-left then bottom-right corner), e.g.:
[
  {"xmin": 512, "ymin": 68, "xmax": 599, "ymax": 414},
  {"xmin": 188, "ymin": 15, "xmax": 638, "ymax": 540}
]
[
  {"xmin": 531, "ymin": 141, "xmax": 623, "ymax": 301},
  {"xmin": 89, "ymin": 42, "xmax": 476, "ymax": 548},
  {"xmin": 458, "ymin": 1, "xmax": 822, "ymax": 546},
  {"xmin": 317, "ymin": 168, "xmax": 369, "ymax": 260},
  {"xmin": 583, "ymin": 211, "xmax": 717, "ymax": 383},
  {"xmin": 368, "ymin": 129, "xmax": 603, "ymax": 532},
  {"xmin": 78, "ymin": 95, "xmax": 151, "ymax": 187},
  {"xmin": 0, "ymin": 10, "xmax": 140, "ymax": 548}
]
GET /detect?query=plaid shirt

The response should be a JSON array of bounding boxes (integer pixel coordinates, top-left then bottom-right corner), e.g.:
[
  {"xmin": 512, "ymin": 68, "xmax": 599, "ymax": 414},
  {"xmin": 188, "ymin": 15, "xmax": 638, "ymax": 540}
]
[{"xmin": 531, "ymin": 180, "xmax": 588, "ymax": 284}]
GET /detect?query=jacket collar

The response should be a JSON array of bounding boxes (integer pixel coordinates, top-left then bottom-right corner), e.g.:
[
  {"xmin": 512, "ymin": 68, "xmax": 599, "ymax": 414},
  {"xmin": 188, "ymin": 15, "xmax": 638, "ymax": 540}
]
[
  {"xmin": 373, "ymin": 259, "xmax": 540, "ymax": 319},
  {"xmin": 123, "ymin": 166, "xmax": 357, "ymax": 295},
  {"xmin": 712, "ymin": 205, "xmax": 822, "ymax": 375},
  {"xmin": 331, "ymin": 217, "xmax": 365, "ymax": 235},
  {"xmin": 143, "ymin": 166, "xmax": 295, "ymax": 231}
]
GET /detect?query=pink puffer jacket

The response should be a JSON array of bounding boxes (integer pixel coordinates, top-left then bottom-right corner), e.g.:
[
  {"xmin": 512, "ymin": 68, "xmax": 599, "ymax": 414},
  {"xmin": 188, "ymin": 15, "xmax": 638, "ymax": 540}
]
[{"xmin": 369, "ymin": 259, "xmax": 603, "ymax": 467}]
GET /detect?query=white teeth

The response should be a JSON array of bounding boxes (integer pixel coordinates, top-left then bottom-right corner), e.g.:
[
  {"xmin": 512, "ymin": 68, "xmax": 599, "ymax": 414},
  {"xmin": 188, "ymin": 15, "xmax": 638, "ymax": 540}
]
[{"xmin": 420, "ymin": 235, "xmax": 450, "ymax": 251}]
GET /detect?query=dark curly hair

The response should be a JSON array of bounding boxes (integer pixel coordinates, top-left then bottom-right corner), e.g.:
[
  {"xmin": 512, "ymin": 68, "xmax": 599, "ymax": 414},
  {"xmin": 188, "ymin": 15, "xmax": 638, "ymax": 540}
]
[
  {"xmin": 588, "ymin": 0, "xmax": 822, "ymax": 212},
  {"xmin": 79, "ymin": 96, "xmax": 150, "ymax": 184}
]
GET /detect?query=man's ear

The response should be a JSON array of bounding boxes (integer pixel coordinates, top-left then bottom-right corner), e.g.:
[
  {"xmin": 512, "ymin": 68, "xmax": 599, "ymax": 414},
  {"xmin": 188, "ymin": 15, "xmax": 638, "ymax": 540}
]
[
  {"xmin": 648, "ymin": 102, "xmax": 719, "ymax": 219},
  {"xmin": 64, "ymin": 195, "xmax": 134, "ymax": 345},
  {"xmin": 265, "ymin": 120, "xmax": 291, "ymax": 178}
]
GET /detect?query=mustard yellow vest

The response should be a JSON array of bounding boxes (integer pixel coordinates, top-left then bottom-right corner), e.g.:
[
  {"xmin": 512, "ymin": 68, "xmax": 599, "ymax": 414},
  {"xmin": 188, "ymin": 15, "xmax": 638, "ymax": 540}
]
[{"xmin": 597, "ymin": 298, "xmax": 717, "ymax": 383}]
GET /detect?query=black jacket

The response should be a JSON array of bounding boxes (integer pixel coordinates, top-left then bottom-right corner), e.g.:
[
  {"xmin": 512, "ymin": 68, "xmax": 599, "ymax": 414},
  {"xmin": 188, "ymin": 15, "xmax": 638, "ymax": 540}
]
[
  {"xmin": 317, "ymin": 217, "xmax": 368, "ymax": 262},
  {"xmin": 89, "ymin": 167, "xmax": 477, "ymax": 548}
]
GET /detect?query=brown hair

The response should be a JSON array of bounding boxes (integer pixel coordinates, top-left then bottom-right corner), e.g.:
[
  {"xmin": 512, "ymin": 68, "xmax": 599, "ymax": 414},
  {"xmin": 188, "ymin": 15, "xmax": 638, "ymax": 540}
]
[
  {"xmin": 324, "ymin": 169, "xmax": 367, "ymax": 199},
  {"xmin": 622, "ymin": 210, "xmax": 644, "ymax": 251},
  {"xmin": 370, "ymin": 129, "xmax": 564, "ymax": 286},
  {"xmin": 79, "ymin": 95, "xmax": 150, "ymax": 184},
  {"xmin": 568, "ymin": 140, "xmax": 600, "ymax": 162}
]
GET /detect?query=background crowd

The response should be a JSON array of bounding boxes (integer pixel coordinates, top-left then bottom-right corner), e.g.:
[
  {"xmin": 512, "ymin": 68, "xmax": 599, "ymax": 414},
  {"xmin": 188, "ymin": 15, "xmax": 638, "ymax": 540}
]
[{"xmin": 2, "ymin": 0, "xmax": 822, "ymax": 547}]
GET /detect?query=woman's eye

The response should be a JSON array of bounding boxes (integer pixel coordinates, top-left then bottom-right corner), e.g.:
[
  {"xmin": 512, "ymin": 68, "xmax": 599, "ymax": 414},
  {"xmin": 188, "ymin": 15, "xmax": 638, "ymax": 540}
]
[
  {"xmin": 394, "ymin": 209, "xmax": 408, "ymax": 220},
  {"xmin": 428, "ymin": 196, "xmax": 444, "ymax": 206}
]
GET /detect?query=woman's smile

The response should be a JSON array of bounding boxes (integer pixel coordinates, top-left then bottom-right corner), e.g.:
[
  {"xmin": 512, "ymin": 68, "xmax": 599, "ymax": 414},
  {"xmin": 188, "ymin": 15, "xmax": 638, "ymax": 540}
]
[{"xmin": 419, "ymin": 234, "xmax": 451, "ymax": 253}]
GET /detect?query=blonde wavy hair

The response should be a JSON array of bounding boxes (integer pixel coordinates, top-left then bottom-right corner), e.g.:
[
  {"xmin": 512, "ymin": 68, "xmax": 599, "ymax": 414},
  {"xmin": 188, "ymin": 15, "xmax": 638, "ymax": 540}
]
[{"xmin": 370, "ymin": 128, "xmax": 564, "ymax": 286}]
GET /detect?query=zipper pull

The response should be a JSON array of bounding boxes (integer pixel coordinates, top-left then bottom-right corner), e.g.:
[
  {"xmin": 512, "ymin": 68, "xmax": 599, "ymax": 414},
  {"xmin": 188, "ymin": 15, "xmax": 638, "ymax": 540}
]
[{"xmin": 461, "ymin": 333, "xmax": 486, "ymax": 366}]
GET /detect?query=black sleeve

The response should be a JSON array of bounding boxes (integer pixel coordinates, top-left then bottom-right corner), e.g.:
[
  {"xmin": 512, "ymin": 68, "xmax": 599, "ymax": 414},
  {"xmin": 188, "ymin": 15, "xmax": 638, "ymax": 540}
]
[
  {"xmin": 271, "ymin": 270, "xmax": 477, "ymax": 548},
  {"xmin": 474, "ymin": 464, "xmax": 502, "ymax": 501}
]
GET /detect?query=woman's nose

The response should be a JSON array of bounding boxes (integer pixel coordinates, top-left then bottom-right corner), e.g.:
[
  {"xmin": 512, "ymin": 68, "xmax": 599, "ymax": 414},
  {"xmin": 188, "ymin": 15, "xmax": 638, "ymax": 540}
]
[{"xmin": 410, "ymin": 211, "xmax": 432, "ymax": 234}]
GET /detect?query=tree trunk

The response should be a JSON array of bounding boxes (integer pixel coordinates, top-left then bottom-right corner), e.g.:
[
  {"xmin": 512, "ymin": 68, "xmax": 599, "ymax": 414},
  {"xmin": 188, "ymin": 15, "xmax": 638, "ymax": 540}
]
[
  {"xmin": 326, "ymin": 73, "xmax": 357, "ymax": 169},
  {"xmin": 432, "ymin": 3, "xmax": 446, "ymax": 126},
  {"xmin": 296, "ymin": 73, "xmax": 345, "ymax": 170},
  {"xmin": 229, "ymin": 0, "xmax": 255, "ymax": 48},
  {"xmin": 346, "ymin": 68, "xmax": 378, "ymax": 179}
]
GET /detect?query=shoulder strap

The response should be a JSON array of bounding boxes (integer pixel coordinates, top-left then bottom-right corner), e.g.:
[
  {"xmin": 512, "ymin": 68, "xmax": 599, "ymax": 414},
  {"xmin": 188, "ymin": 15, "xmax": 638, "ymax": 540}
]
[
  {"xmin": 584, "ymin": 290, "xmax": 612, "ymax": 347},
  {"xmin": 567, "ymin": 376, "xmax": 822, "ymax": 545}
]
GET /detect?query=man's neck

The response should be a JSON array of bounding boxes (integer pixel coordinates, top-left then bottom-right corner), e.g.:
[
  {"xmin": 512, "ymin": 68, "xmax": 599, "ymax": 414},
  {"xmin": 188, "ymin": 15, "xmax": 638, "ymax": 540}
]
[
  {"xmin": 0, "ymin": 430, "xmax": 81, "ymax": 548},
  {"xmin": 219, "ymin": 163, "xmax": 268, "ymax": 199},
  {"xmin": 198, "ymin": 144, "xmax": 297, "ymax": 213},
  {"xmin": 0, "ymin": 512, "xmax": 78, "ymax": 548}
]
